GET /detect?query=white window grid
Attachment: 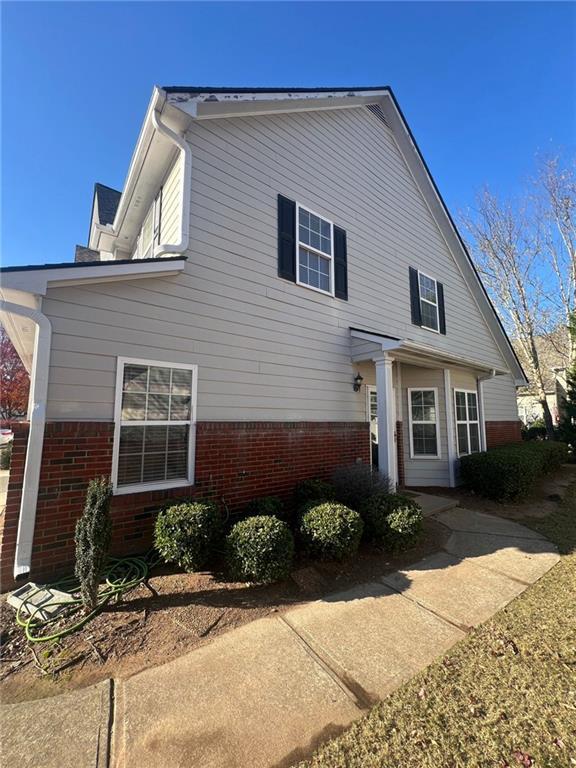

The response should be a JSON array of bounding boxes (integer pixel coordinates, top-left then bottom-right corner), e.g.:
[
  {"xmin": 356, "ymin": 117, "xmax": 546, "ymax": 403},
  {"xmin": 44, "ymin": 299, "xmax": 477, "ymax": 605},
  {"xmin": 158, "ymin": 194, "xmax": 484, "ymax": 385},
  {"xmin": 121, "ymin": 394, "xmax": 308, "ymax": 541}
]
[
  {"xmin": 418, "ymin": 271, "xmax": 440, "ymax": 332},
  {"xmin": 296, "ymin": 203, "xmax": 335, "ymax": 296},
  {"xmin": 408, "ymin": 387, "xmax": 441, "ymax": 459},
  {"xmin": 112, "ymin": 357, "xmax": 198, "ymax": 495},
  {"xmin": 454, "ymin": 389, "xmax": 480, "ymax": 456}
]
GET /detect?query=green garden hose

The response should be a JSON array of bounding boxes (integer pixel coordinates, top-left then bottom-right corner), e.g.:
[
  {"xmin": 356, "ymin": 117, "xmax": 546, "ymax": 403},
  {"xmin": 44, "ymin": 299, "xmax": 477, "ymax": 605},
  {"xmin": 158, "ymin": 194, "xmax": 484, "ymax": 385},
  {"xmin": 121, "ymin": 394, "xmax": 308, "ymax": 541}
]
[{"xmin": 15, "ymin": 554, "xmax": 153, "ymax": 643}]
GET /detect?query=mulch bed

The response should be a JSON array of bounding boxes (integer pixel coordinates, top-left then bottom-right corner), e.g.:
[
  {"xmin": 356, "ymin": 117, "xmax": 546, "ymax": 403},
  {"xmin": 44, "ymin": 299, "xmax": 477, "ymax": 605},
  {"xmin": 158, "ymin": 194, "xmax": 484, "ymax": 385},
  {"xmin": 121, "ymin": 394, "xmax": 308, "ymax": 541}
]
[{"xmin": 0, "ymin": 517, "xmax": 448, "ymax": 704}]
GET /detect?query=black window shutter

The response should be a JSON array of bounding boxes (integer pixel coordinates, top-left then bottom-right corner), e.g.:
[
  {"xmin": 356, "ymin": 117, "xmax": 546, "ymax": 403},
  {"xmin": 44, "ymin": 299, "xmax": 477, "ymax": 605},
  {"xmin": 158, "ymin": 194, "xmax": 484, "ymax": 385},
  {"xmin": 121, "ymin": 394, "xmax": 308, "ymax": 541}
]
[
  {"xmin": 409, "ymin": 267, "xmax": 422, "ymax": 326},
  {"xmin": 277, "ymin": 194, "xmax": 296, "ymax": 282},
  {"xmin": 333, "ymin": 226, "xmax": 348, "ymax": 300},
  {"xmin": 437, "ymin": 281, "xmax": 446, "ymax": 334}
]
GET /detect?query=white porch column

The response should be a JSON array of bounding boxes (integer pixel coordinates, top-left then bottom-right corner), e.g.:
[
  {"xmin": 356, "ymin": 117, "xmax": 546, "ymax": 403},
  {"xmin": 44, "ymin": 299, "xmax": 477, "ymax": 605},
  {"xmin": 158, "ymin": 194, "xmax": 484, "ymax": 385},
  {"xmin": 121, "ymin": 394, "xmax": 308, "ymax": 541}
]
[
  {"xmin": 444, "ymin": 368, "xmax": 457, "ymax": 487},
  {"xmin": 374, "ymin": 354, "xmax": 397, "ymax": 487}
]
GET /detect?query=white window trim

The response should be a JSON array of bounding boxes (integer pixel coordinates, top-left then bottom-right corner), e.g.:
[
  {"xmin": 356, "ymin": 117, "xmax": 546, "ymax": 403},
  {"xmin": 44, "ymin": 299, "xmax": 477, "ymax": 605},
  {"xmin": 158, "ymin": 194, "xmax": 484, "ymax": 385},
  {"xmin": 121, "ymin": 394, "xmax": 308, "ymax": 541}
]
[
  {"xmin": 133, "ymin": 191, "xmax": 162, "ymax": 260},
  {"xmin": 111, "ymin": 357, "xmax": 198, "ymax": 495},
  {"xmin": 295, "ymin": 202, "xmax": 335, "ymax": 297},
  {"xmin": 366, "ymin": 384, "xmax": 377, "ymax": 423},
  {"xmin": 454, "ymin": 388, "xmax": 480, "ymax": 457},
  {"xmin": 407, "ymin": 387, "xmax": 441, "ymax": 459},
  {"xmin": 418, "ymin": 270, "xmax": 440, "ymax": 333}
]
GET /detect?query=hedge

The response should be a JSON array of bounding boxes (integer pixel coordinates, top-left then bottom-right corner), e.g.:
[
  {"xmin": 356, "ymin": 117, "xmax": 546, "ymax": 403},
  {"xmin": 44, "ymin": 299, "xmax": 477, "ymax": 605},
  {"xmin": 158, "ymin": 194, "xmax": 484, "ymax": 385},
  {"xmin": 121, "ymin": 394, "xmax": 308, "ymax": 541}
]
[{"xmin": 460, "ymin": 441, "xmax": 568, "ymax": 501}]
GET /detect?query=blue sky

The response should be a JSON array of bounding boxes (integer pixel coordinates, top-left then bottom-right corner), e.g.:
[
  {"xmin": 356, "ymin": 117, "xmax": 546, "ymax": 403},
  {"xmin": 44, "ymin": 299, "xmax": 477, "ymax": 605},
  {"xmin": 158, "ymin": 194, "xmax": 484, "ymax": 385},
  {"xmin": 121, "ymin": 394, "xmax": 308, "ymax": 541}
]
[{"xmin": 2, "ymin": 1, "xmax": 575, "ymax": 267}]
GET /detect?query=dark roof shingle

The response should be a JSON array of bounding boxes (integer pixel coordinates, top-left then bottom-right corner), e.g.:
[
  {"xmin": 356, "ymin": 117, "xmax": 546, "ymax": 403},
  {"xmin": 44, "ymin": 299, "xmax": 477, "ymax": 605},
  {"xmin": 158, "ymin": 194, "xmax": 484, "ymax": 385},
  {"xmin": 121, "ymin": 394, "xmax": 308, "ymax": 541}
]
[{"xmin": 94, "ymin": 183, "xmax": 121, "ymax": 226}]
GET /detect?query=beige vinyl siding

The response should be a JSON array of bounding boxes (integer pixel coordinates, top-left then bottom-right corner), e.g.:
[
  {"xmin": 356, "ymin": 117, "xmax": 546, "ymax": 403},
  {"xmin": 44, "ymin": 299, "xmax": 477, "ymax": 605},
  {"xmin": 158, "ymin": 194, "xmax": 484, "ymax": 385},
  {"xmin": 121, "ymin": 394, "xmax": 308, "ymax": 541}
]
[
  {"xmin": 482, "ymin": 374, "xmax": 519, "ymax": 421},
  {"xmin": 159, "ymin": 154, "xmax": 181, "ymax": 245},
  {"xmin": 43, "ymin": 106, "xmax": 515, "ymax": 425}
]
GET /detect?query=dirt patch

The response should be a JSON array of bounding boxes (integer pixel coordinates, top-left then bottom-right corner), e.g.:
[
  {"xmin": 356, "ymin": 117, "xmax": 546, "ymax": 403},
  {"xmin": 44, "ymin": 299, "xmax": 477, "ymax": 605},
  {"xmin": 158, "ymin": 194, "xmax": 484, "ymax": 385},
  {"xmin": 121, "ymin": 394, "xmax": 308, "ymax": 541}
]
[
  {"xmin": 410, "ymin": 464, "xmax": 576, "ymax": 521},
  {"xmin": 0, "ymin": 518, "xmax": 448, "ymax": 704}
]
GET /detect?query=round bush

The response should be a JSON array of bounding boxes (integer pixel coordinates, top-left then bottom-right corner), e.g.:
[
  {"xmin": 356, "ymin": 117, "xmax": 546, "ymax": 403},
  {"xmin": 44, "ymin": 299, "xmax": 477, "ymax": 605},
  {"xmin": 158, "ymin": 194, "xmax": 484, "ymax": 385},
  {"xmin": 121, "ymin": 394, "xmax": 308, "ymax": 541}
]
[
  {"xmin": 244, "ymin": 496, "xmax": 284, "ymax": 519},
  {"xmin": 293, "ymin": 478, "xmax": 337, "ymax": 508},
  {"xmin": 299, "ymin": 502, "xmax": 363, "ymax": 561},
  {"xmin": 226, "ymin": 516, "xmax": 294, "ymax": 584},
  {"xmin": 361, "ymin": 493, "xmax": 423, "ymax": 550},
  {"xmin": 154, "ymin": 501, "xmax": 221, "ymax": 572}
]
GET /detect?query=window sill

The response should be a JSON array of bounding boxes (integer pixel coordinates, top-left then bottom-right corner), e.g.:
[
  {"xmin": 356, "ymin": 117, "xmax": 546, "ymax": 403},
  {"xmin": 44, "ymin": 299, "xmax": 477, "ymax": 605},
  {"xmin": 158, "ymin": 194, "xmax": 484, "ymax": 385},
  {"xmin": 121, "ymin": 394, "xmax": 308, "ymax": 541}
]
[
  {"xmin": 409, "ymin": 454, "xmax": 442, "ymax": 460},
  {"xmin": 295, "ymin": 278, "xmax": 335, "ymax": 298},
  {"xmin": 113, "ymin": 478, "xmax": 193, "ymax": 496}
]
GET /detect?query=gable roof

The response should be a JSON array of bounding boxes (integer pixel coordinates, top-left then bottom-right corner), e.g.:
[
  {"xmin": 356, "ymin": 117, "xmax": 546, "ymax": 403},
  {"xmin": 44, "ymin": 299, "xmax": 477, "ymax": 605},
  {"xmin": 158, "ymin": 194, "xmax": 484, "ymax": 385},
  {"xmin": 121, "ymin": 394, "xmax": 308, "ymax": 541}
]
[
  {"xmin": 163, "ymin": 85, "xmax": 527, "ymax": 384},
  {"xmin": 514, "ymin": 329, "xmax": 569, "ymax": 394},
  {"xmin": 94, "ymin": 183, "xmax": 121, "ymax": 226}
]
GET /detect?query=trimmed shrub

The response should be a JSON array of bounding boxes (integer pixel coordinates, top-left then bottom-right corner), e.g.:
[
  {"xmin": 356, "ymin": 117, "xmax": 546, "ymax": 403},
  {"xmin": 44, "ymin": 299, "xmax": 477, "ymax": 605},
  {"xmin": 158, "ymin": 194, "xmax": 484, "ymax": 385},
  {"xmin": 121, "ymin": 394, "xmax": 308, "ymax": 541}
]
[
  {"xmin": 226, "ymin": 515, "xmax": 294, "ymax": 584},
  {"xmin": 331, "ymin": 464, "xmax": 392, "ymax": 510},
  {"xmin": 75, "ymin": 477, "xmax": 113, "ymax": 612},
  {"xmin": 460, "ymin": 441, "xmax": 569, "ymax": 501},
  {"xmin": 0, "ymin": 443, "xmax": 12, "ymax": 470},
  {"xmin": 361, "ymin": 493, "xmax": 423, "ymax": 550},
  {"xmin": 154, "ymin": 501, "xmax": 221, "ymax": 572},
  {"xmin": 244, "ymin": 496, "xmax": 284, "ymax": 519},
  {"xmin": 299, "ymin": 502, "xmax": 363, "ymax": 561},
  {"xmin": 293, "ymin": 478, "xmax": 337, "ymax": 508}
]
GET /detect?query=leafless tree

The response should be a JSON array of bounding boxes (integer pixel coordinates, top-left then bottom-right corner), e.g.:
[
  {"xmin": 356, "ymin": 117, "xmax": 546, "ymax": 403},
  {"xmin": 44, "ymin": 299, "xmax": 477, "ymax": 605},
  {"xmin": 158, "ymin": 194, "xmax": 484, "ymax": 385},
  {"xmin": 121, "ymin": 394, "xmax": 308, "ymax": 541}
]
[
  {"xmin": 536, "ymin": 156, "xmax": 576, "ymax": 364},
  {"xmin": 462, "ymin": 188, "xmax": 558, "ymax": 437}
]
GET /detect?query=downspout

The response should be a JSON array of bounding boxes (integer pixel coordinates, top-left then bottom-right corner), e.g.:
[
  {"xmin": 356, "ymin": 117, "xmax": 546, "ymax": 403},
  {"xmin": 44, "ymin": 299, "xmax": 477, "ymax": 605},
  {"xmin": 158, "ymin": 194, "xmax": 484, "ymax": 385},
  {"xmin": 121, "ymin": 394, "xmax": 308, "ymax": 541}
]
[
  {"xmin": 477, "ymin": 369, "xmax": 496, "ymax": 452},
  {"xmin": 0, "ymin": 299, "xmax": 52, "ymax": 579},
  {"xmin": 151, "ymin": 107, "xmax": 192, "ymax": 258}
]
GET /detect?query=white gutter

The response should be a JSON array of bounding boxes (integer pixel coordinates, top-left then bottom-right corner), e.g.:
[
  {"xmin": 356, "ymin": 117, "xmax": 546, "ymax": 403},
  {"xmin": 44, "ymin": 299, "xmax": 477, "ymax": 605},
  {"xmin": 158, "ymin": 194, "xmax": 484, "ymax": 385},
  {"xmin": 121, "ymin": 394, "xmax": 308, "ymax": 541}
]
[
  {"xmin": 151, "ymin": 107, "xmax": 192, "ymax": 258},
  {"xmin": 477, "ymin": 369, "xmax": 497, "ymax": 452},
  {"xmin": 0, "ymin": 299, "xmax": 52, "ymax": 579}
]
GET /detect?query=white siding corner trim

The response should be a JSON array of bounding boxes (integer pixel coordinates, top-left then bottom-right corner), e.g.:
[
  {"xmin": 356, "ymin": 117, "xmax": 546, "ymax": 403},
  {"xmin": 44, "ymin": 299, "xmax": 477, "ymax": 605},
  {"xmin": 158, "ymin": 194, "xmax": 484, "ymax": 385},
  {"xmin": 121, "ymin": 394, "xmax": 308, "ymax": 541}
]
[{"xmin": 111, "ymin": 356, "xmax": 198, "ymax": 495}]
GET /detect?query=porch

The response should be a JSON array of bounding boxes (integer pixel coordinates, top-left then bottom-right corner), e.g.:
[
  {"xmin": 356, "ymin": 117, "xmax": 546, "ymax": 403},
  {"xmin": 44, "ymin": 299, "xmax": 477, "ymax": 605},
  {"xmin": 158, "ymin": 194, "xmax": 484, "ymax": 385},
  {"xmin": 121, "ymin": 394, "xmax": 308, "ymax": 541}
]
[{"xmin": 351, "ymin": 328, "xmax": 507, "ymax": 488}]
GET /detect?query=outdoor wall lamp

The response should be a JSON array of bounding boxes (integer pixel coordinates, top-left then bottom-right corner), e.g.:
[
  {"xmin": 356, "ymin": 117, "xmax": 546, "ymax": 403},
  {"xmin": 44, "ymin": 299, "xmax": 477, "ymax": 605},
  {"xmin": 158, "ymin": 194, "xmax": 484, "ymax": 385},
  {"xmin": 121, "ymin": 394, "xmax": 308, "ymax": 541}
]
[{"xmin": 353, "ymin": 372, "xmax": 364, "ymax": 392}]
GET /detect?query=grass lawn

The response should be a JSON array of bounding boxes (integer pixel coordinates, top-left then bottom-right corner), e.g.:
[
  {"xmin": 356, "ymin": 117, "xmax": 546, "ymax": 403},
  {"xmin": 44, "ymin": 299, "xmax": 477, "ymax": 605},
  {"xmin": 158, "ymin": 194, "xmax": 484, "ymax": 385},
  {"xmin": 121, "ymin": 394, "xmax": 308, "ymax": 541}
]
[{"xmin": 298, "ymin": 483, "xmax": 576, "ymax": 768}]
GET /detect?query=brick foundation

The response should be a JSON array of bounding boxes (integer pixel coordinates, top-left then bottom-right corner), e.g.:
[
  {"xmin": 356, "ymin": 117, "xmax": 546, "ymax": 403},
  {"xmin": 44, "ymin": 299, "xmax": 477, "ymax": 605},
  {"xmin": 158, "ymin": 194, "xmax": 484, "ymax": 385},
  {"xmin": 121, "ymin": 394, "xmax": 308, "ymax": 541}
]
[
  {"xmin": 0, "ymin": 420, "xmax": 369, "ymax": 589},
  {"xmin": 485, "ymin": 420, "xmax": 523, "ymax": 448},
  {"xmin": 395, "ymin": 421, "xmax": 405, "ymax": 486}
]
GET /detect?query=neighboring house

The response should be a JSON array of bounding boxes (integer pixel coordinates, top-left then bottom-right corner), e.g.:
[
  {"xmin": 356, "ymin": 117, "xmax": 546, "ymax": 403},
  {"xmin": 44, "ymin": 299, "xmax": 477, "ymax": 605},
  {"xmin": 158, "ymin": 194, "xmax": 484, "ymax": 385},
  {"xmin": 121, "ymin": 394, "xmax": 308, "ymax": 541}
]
[
  {"xmin": 0, "ymin": 85, "xmax": 526, "ymax": 586},
  {"xmin": 513, "ymin": 331, "xmax": 569, "ymax": 425}
]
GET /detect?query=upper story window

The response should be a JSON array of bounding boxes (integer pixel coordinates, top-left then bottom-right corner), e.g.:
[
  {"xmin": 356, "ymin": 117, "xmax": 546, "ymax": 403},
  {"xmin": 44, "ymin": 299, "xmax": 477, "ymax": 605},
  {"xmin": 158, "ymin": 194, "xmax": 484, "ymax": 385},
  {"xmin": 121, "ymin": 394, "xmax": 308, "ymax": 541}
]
[
  {"xmin": 409, "ymin": 267, "xmax": 446, "ymax": 335},
  {"xmin": 133, "ymin": 189, "xmax": 162, "ymax": 260},
  {"xmin": 112, "ymin": 357, "xmax": 196, "ymax": 494},
  {"xmin": 296, "ymin": 205, "xmax": 334, "ymax": 295},
  {"xmin": 418, "ymin": 272, "xmax": 439, "ymax": 332}
]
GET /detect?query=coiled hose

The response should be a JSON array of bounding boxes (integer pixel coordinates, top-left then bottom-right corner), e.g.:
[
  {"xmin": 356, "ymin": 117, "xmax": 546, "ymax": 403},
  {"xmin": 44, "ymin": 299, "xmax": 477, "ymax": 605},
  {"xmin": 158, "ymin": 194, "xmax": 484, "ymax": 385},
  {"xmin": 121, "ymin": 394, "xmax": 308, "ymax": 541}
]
[{"xmin": 16, "ymin": 554, "xmax": 153, "ymax": 643}]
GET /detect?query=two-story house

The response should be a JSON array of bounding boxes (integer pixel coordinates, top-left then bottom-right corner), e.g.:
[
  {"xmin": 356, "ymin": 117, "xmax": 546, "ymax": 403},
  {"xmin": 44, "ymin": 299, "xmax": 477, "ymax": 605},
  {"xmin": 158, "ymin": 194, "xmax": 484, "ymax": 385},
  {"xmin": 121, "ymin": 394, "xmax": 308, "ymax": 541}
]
[{"xmin": 0, "ymin": 85, "xmax": 526, "ymax": 586}]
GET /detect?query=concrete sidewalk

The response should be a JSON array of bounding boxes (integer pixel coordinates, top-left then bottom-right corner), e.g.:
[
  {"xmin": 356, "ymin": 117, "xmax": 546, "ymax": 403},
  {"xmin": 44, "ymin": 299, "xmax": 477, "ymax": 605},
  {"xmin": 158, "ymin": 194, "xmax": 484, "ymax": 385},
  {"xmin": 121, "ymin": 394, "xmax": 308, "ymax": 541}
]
[{"xmin": 2, "ymin": 508, "xmax": 560, "ymax": 768}]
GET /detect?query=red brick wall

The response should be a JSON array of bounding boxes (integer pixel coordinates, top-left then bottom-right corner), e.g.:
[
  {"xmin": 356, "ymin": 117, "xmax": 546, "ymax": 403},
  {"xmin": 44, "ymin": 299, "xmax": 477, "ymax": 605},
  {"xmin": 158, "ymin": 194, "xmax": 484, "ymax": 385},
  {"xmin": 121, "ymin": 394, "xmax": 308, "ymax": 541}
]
[
  {"xmin": 485, "ymin": 420, "xmax": 523, "ymax": 448},
  {"xmin": 395, "ymin": 421, "xmax": 405, "ymax": 487},
  {"xmin": 0, "ymin": 420, "xmax": 369, "ymax": 589}
]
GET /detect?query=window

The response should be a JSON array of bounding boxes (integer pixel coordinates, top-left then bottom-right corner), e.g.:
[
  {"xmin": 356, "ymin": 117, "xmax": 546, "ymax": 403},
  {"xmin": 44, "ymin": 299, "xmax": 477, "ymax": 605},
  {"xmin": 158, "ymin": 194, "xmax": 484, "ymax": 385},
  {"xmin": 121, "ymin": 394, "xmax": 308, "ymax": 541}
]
[
  {"xmin": 133, "ymin": 190, "xmax": 162, "ymax": 260},
  {"xmin": 408, "ymin": 388, "xmax": 440, "ymax": 458},
  {"xmin": 113, "ymin": 358, "xmax": 196, "ymax": 493},
  {"xmin": 418, "ymin": 272, "xmax": 439, "ymax": 332},
  {"xmin": 296, "ymin": 205, "xmax": 334, "ymax": 295},
  {"xmin": 454, "ymin": 390, "xmax": 481, "ymax": 456}
]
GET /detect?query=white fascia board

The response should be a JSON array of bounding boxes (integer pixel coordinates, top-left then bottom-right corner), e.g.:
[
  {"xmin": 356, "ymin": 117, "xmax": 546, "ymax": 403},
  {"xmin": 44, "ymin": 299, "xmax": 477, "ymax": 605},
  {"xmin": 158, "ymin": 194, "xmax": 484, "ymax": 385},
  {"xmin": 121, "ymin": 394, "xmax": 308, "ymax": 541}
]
[{"xmin": 0, "ymin": 259, "xmax": 187, "ymax": 296}]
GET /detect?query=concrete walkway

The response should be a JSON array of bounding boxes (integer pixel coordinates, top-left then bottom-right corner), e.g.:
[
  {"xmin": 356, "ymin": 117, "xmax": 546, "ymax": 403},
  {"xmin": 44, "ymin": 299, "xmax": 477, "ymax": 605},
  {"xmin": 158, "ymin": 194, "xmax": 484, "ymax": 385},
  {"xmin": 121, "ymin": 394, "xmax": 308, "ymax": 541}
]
[{"xmin": 2, "ymin": 507, "xmax": 560, "ymax": 768}]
